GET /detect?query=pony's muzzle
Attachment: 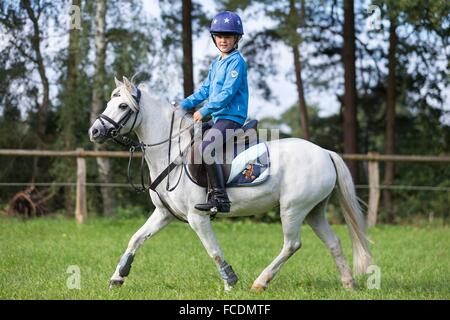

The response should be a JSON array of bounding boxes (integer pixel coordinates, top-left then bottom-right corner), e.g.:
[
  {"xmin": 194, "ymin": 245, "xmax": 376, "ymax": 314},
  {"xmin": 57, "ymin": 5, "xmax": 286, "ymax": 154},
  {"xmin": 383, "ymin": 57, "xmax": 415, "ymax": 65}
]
[{"xmin": 89, "ymin": 123, "xmax": 107, "ymax": 143}]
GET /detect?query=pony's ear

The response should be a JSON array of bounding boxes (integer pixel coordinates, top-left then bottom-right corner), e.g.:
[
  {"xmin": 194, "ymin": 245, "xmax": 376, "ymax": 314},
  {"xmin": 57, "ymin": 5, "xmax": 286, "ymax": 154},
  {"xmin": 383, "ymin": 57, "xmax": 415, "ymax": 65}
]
[
  {"xmin": 114, "ymin": 76, "xmax": 123, "ymax": 87},
  {"xmin": 122, "ymin": 76, "xmax": 133, "ymax": 91}
]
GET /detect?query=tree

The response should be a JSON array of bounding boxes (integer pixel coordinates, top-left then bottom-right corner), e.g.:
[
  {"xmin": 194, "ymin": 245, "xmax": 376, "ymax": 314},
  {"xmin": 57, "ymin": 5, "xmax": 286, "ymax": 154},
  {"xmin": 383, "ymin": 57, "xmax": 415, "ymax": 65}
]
[
  {"xmin": 158, "ymin": 0, "xmax": 209, "ymax": 100},
  {"xmin": 342, "ymin": 0, "xmax": 358, "ymax": 181},
  {"xmin": 383, "ymin": 7, "xmax": 398, "ymax": 217},
  {"xmin": 53, "ymin": 0, "xmax": 96, "ymax": 215},
  {"xmin": 61, "ymin": 0, "xmax": 82, "ymax": 214},
  {"xmin": 224, "ymin": 0, "xmax": 310, "ymax": 137},
  {"xmin": 90, "ymin": 0, "xmax": 116, "ymax": 217},
  {"xmin": 0, "ymin": 1, "xmax": 66, "ymax": 187},
  {"xmin": 22, "ymin": 0, "xmax": 50, "ymax": 146},
  {"xmin": 289, "ymin": 0, "xmax": 309, "ymax": 140},
  {"xmin": 182, "ymin": 0, "xmax": 194, "ymax": 96}
]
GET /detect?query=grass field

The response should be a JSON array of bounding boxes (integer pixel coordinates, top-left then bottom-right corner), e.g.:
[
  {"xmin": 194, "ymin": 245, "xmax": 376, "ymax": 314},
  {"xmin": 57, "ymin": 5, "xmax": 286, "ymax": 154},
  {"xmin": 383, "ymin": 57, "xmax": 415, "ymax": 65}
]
[{"xmin": 0, "ymin": 216, "xmax": 449, "ymax": 300}]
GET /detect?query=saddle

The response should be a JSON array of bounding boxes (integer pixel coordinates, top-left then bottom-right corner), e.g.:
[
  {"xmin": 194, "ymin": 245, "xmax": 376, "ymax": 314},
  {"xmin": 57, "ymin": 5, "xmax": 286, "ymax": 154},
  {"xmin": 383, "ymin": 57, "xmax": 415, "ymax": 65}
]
[{"xmin": 187, "ymin": 120, "xmax": 270, "ymax": 188}]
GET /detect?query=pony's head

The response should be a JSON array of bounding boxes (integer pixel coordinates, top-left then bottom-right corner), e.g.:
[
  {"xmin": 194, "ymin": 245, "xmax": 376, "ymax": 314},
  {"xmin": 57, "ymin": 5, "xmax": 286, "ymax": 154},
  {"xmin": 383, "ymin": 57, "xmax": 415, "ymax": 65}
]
[{"xmin": 89, "ymin": 76, "xmax": 141, "ymax": 144}]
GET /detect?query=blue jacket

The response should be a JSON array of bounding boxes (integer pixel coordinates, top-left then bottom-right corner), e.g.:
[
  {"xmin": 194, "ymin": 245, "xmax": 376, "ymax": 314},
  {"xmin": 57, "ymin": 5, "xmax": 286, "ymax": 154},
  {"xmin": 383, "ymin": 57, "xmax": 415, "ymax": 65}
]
[{"xmin": 180, "ymin": 50, "xmax": 248, "ymax": 125}]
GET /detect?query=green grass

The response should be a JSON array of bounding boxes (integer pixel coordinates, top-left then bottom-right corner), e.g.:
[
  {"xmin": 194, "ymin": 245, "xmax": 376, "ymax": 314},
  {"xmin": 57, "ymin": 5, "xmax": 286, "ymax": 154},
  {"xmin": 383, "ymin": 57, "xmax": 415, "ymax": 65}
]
[{"xmin": 0, "ymin": 217, "xmax": 449, "ymax": 299}]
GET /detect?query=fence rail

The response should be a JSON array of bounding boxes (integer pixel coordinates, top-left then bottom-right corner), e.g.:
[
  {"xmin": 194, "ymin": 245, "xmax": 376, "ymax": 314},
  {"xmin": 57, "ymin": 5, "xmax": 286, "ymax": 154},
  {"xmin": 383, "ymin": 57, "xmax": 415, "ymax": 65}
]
[
  {"xmin": 0, "ymin": 149, "xmax": 135, "ymax": 158},
  {"xmin": 1, "ymin": 149, "xmax": 449, "ymax": 225},
  {"xmin": 343, "ymin": 154, "xmax": 450, "ymax": 162},
  {"xmin": 2, "ymin": 149, "xmax": 449, "ymax": 162}
]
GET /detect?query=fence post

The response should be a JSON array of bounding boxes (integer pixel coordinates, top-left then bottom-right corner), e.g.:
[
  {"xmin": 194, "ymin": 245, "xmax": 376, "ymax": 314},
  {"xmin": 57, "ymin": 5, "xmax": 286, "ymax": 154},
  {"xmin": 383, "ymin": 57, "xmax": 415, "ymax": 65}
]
[
  {"xmin": 367, "ymin": 152, "xmax": 380, "ymax": 227},
  {"xmin": 75, "ymin": 148, "xmax": 87, "ymax": 224}
]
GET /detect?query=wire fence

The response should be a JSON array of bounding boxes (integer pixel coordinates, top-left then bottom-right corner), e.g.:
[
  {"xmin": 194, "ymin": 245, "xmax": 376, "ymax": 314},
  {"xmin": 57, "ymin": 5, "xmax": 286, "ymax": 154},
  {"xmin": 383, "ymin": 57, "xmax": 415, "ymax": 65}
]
[
  {"xmin": 0, "ymin": 149, "xmax": 449, "ymax": 224},
  {"xmin": 355, "ymin": 185, "xmax": 450, "ymax": 192},
  {"xmin": 1, "ymin": 182, "xmax": 449, "ymax": 192}
]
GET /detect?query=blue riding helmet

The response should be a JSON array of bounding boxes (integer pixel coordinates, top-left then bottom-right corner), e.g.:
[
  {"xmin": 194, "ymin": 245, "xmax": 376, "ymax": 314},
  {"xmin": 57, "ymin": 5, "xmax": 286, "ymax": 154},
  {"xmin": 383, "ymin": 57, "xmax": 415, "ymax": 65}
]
[{"xmin": 210, "ymin": 11, "xmax": 244, "ymax": 35}]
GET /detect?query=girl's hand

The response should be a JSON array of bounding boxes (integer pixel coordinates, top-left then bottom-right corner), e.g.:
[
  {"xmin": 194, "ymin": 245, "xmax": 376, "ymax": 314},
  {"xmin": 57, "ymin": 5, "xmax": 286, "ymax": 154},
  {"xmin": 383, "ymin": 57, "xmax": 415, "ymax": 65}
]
[{"xmin": 193, "ymin": 111, "xmax": 203, "ymax": 122}]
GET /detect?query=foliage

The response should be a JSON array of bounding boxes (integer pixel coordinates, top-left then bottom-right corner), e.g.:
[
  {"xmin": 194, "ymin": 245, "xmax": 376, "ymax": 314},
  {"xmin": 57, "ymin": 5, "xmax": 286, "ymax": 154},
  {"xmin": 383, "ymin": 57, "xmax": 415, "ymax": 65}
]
[
  {"xmin": 115, "ymin": 205, "xmax": 151, "ymax": 219},
  {"xmin": 0, "ymin": 0, "xmax": 448, "ymax": 222}
]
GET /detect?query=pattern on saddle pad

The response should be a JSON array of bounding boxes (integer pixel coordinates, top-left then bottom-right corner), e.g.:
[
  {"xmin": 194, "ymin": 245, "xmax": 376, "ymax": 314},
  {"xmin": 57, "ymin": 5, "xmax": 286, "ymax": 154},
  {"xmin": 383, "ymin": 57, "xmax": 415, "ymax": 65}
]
[{"xmin": 226, "ymin": 142, "xmax": 270, "ymax": 187}]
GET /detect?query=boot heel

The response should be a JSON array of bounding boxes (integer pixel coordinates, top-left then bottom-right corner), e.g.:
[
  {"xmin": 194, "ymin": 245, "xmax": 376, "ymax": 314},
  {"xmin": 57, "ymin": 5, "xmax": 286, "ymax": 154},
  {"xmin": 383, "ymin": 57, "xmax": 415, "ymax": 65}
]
[{"xmin": 217, "ymin": 203, "xmax": 230, "ymax": 212}]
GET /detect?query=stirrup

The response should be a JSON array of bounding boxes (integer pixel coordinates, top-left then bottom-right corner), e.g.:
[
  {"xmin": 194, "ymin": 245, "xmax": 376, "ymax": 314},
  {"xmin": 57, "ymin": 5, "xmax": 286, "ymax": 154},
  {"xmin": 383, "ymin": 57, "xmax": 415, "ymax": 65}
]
[
  {"xmin": 195, "ymin": 189, "xmax": 231, "ymax": 213},
  {"xmin": 195, "ymin": 200, "xmax": 231, "ymax": 213}
]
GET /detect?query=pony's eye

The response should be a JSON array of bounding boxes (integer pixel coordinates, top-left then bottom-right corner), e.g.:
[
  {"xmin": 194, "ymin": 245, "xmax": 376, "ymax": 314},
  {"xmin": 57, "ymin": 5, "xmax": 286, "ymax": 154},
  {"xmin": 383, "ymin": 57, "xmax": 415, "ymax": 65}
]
[{"xmin": 119, "ymin": 103, "xmax": 128, "ymax": 110}]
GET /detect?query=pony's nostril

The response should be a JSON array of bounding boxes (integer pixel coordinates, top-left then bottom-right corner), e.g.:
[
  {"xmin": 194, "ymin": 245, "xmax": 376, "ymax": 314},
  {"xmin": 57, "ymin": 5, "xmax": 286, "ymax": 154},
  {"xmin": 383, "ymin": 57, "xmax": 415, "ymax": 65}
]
[{"xmin": 92, "ymin": 128, "xmax": 99, "ymax": 137}]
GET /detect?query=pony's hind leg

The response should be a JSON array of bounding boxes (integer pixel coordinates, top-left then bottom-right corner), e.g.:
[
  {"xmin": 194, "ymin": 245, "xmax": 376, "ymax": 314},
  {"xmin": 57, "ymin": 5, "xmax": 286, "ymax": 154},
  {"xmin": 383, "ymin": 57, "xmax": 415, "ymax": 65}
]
[
  {"xmin": 251, "ymin": 208, "xmax": 304, "ymax": 291},
  {"xmin": 109, "ymin": 208, "xmax": 173, "ymax": 289},
  {"xmin": 306, "ymin": 198, "xmax": 355, "ymax": 290}
]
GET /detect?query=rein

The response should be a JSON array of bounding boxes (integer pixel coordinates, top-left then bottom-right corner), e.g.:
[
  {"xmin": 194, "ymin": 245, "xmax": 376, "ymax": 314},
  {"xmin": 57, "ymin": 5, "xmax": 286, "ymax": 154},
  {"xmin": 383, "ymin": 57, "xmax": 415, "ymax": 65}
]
[
  {"xmin": 125, "ymin": 110, "xmax": 194, "ymax": 224},
  {"xmin": 126, "ymin": 111, "xmax": 194, "ymax": 194},
  {"xmin": 97, "ymin": 89, "xmax": 195, "ymax": 223}
]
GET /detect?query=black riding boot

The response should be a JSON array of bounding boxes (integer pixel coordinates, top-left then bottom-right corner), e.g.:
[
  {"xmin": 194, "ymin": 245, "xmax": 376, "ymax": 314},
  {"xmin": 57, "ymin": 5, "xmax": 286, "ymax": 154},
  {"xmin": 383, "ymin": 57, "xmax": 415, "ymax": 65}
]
[{"xmin": 195, "ymin": 163, "xmax": 231, "ymax": 213}]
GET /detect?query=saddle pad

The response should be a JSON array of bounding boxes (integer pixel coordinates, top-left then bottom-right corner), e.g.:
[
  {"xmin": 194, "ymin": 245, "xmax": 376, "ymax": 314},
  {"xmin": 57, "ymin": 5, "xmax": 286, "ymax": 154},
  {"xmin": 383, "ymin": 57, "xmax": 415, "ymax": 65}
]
[{"xmin": 226, "ymin": 142, "xmax": 270, "ymax": 187}]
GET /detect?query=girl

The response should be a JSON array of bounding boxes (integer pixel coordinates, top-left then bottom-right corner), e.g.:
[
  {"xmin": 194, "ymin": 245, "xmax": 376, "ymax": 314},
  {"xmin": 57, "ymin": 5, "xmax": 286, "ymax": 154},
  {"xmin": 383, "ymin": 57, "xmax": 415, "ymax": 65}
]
[{"xmin": 180, "ymin": 11, "xmax": 248, "ymax": 213}]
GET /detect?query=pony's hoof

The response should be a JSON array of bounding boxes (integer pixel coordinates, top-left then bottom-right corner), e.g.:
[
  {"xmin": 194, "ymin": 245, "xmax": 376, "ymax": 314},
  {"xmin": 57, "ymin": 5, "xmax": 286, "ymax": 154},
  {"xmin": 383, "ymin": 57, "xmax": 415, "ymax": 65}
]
[
  {"xmin": 109, "ymin": 278, "xmax": 124, "ymax": 289},
  {"xmin": 224, "ymin": 282, "xmax": 234, "ymax": 292},
  {"xmin": 224, "ymin": 277, "xmax": 238, "ymax": 292},
  {"xmin": 250, "ymin": 283, "xmax": 267, "ymax": 292}
]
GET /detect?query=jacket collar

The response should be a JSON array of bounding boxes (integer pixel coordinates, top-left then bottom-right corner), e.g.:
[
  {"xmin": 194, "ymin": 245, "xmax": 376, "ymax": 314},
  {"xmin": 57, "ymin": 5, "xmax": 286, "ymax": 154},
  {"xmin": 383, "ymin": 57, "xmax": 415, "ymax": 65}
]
[{"xmin": 217, "ymin": 50, "xmax": 240, "ymax": 62}]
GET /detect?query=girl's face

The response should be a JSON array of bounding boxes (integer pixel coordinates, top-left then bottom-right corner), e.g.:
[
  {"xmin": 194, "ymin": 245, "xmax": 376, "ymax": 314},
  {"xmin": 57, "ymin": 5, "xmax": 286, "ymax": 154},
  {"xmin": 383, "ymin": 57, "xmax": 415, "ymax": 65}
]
[{"xmin": 214, "ymin": 34, "xmax": 237, "ymax": 53}]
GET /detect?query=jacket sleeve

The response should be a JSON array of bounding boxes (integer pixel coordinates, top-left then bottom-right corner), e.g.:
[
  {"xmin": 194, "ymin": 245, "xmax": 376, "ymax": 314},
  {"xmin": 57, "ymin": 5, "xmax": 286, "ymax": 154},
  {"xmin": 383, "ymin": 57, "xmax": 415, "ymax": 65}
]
[
  {"xmin": 198, "ymin": 58, "xmax": 245, "ymax": 117},
  {"xmin": 180, "ymin": 66, "xmax": 212, "ymax": 110}
]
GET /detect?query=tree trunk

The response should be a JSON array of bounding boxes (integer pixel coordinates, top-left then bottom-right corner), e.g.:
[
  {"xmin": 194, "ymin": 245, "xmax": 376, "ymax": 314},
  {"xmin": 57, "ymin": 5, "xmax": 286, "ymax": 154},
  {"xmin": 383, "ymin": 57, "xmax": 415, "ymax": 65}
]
[
  {"xmin": 292, "ymin": 45, "xmax": 310, "ymax": 140},
  {"xmin": 289, "ymin": 0, "xmax": 309, "ymax": 140},
  {"xmin": 90, "ymin": 0, "xmax": 116, "ymax": 217},
  {"xmin": 63, "ymin": 0, "xmax": 81, "ymax": 215},
  {"xmin": 23, "ymin": 0, "xmax": 50, "ymax": 183},
  {"xmin": 383, "ymin": 17, "xmax": 398, "ymax": 220},
  {"xmin": 23, "ymin": 0, "xmax": 50, "ymax": 137},
  {"xmin": 182, "ymin": 0, "xmax": 194, "ymax": 96},
  {"xmin": 342, "ymin": 0, "xmax": 358, "ymax": 182}
]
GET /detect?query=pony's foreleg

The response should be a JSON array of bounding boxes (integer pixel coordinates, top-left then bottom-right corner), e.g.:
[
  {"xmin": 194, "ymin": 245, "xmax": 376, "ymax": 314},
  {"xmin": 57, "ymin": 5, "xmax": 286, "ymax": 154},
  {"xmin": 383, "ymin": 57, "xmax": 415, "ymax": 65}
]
[
  {"xmin": 187, "ymin": 213, "xmax": 238, "ymax": 291},
  {"xmin": 109, "ymin": 208, "xmax": 174, "ymax": 289}
]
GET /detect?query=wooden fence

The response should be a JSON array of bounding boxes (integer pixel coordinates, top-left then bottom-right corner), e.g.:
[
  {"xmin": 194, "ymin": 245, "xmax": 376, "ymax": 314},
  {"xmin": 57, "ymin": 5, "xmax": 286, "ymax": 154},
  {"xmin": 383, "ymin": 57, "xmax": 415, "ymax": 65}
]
[
  {"xmin": 0, "ymin": 148, "xmax": 134, "ymax": 224},
  {"xmin": 0, "ymin": 149, "xmax": 449, "ymax": 225}
]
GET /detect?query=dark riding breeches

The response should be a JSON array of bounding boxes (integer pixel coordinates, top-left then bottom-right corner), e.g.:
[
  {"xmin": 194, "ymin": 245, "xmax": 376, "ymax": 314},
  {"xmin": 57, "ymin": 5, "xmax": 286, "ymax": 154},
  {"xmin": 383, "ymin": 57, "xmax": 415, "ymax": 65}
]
[{"xmin": 200, "ymin": 119, "xmax": 242, "ymax": 165}]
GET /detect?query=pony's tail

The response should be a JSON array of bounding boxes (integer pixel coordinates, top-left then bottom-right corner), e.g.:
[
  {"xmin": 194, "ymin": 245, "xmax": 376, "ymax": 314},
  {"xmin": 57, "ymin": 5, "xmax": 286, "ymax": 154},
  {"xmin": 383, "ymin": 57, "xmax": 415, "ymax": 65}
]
[{"xmin": 327, "ymin": 151, "xmax": 372, "ymax": 276}]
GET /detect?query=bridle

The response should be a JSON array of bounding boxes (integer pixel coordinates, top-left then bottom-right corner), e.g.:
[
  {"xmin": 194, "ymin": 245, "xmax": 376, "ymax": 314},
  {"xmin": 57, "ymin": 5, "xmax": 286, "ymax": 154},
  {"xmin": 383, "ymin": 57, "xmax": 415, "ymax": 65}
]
[
  {"xmin": 97, "ymin": 89, "xmax": 195, "ymax": 149},
  {"xmin": 95, "ymin": 88, "xmax": 195, "ymax": 222},
  {"xmin": 97, "ymin": 89, "xmax": 142, "ymax": 147}
]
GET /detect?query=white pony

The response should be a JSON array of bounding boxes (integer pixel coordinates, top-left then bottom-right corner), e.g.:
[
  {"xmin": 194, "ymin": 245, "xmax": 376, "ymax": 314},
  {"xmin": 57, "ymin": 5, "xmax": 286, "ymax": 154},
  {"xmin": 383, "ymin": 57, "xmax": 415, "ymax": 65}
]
[{"xmin": 88, "ymin": 77, "xmax": 371, "ymax": 291}]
